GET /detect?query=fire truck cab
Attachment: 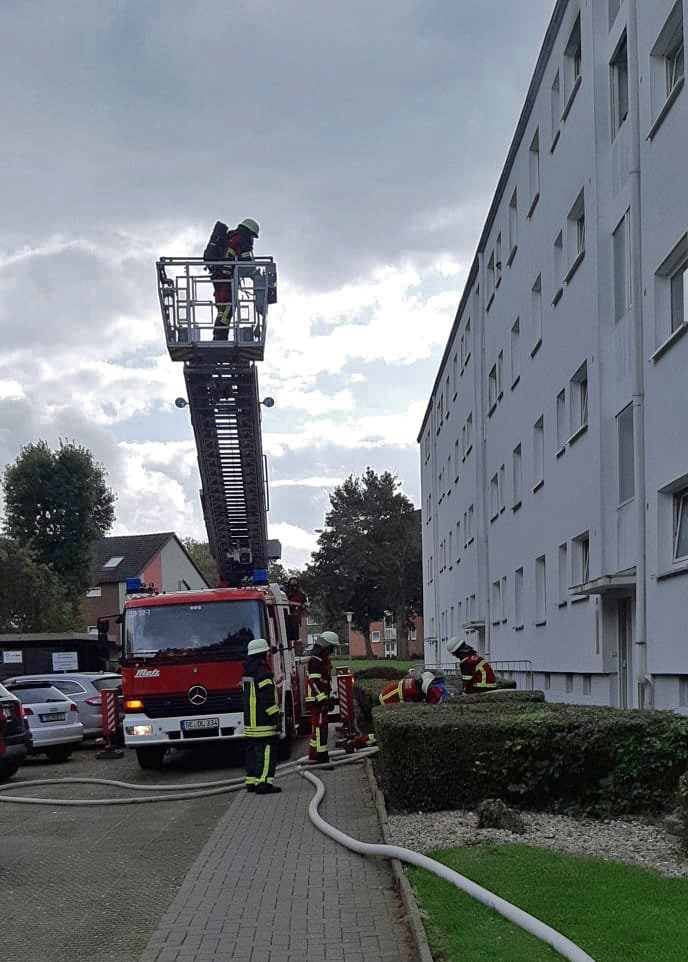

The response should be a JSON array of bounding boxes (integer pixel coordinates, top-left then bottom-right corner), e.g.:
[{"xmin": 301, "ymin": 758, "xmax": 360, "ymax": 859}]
[{"xmin": 121, "ymin": 583, "xmax": 303, "ymax": 769}]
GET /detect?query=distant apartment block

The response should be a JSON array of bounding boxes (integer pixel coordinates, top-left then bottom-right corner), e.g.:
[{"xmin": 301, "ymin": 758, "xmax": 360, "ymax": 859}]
[{"xmin": 419, "ymin": 0, "xmax": 688, "ymax": 711}]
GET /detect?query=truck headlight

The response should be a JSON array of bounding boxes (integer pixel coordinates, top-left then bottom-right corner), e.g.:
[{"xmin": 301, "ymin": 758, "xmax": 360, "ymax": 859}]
[{"xmin": 125, "ymin": 725, "xmax": 154, "ymax": 736}]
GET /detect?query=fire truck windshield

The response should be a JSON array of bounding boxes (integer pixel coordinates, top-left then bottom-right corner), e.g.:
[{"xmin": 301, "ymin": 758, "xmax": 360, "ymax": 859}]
[{"xmin": 123, "ymin": 600, "xmax": 265, "ymax": 661}]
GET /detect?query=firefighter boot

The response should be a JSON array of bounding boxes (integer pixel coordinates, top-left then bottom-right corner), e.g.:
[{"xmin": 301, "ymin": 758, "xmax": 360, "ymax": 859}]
[{"xmin": 256, "ymin": 784, "xmax": 282, "ymax": 795}]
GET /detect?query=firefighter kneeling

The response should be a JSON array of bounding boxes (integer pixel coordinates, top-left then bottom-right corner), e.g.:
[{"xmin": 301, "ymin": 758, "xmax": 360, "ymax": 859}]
[
  {"xmin": 446, "ymin": 637, "xmax": 497, "ymax": 693},
  {"xmin": 243, "ymin": 638, "xmax": 282, "ymax": 795},
  {"xmin": 379, "ymin": 669, "xmax": 448, "ymax": 706}
]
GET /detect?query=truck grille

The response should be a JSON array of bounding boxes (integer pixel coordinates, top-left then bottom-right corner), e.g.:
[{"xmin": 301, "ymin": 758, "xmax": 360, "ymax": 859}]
[{"xmin": 142, "ymin": 691, "xmax": 242, "ymax": 718}]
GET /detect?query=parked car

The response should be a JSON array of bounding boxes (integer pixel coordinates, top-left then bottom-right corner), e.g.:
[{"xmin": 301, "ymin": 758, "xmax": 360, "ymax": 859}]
[
  {"xmin": 5, "ymin": 682, "xmax": 84, "ymax": 762},
  {"xmin": 4, "ymin": 672, "xmax": 122, "ymax": 737},
  {"xmin": 0, "ymin": 682, "xmax": 30, "ymax": 781}
]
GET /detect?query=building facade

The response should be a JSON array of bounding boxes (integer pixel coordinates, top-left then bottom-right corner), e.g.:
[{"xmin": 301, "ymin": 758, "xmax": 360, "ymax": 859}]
[{"xmin": 419, "ymin": 0, "xmax": 688, "ymax": 711}]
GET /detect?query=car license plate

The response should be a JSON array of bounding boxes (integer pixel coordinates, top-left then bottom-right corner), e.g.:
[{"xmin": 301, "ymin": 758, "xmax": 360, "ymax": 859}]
[
  {"xmin": 181, "ymin": 717, "xmax": 219, "ymax": 731},
  {"xmin": 40, "ymin": 712, "xmax": 66, "ymax": 722}
]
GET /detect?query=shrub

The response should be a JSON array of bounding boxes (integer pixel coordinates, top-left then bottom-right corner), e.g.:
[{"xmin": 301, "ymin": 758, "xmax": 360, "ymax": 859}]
[
  {"xmin": 353, "ymin": 679, "xmax": 389, "ymax": 732},
  {"xmin": 353, "ymin": 666, "xmax": 407, "ymax": 681},
  {"xmin": 677, "ymin": 772, "xmax": 688, "ymax": 854},
  {"xmin": 374, "ymin": 700, "xmax": 688, "ymax": 817}
]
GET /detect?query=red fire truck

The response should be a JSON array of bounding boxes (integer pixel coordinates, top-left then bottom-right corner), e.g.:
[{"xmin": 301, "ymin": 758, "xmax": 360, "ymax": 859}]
[
  {"xmin": 122, "ymin": 250, "xmax": 309, "ymax": 769},
  {"xmin": 122, "ymin": 584, "xmax": 303, "ymax": 770}
]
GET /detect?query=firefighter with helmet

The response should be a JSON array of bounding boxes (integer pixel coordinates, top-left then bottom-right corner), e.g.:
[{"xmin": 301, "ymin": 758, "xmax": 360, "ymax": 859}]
[
  {"xmin": 379, "ymin": 668, "xmax": 446, "ymax": 706},
  {"xmin": 211, "ymin": 218, "xmax": 261, "ymax": 340},
  {"xmin": 306, "ymin": 630, "xmax": 338, "ymax": 764},
  {"xmin": 446, "ymin": 637, "xmax": 497, "ymax": 693},
  {"xmin": 243, "ymin": 637, "xmax": 282, "ymax": 794}
]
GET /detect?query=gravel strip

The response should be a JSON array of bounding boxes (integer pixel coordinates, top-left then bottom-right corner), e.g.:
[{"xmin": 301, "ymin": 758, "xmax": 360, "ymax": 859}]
[{"xmin": 388, "ymin": 808, "xmax": 688, "ymax": 878}]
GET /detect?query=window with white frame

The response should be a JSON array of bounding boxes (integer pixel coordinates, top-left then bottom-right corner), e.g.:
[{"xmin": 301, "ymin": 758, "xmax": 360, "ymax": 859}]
[
  {"xmin": 611, "ymin": 33, "xmax": 629, "ymax": 137},
  {"xmin": 487, "ymin": 251, "xmax": 496, "ymax": 302},
  {"xmin": 424, "ymin": 432, "xmax": 431, "ymax": 462},
  {"xmin": 558, "ymin": 542, "xmax": 569, "ymax": 604},
  {"xmin": 617, "ymin": 403, "xmax": 635, "ymax": 504},
  {"xmin": 409, "ymin": 627, "xmax": 417, "ymax": 642},
  {"xmin": 550, "ymin": 70, "xmax": 561, "ymax": 147},
  {"xmin": 466, "ymin": 504, "xmax": 474, "ymax": 544},
  {"xmin": 553, "ymin": 231, "xmax": 564, "ymax": 300},
  {"xmin": 490, "ymin": 473, "xmax": 500, "ymax": 520},
  {"xmin": 501, "ymin": 576, "xmax": 507, "ymax": 621},
  {"xmin": 496, "ymin": 233, "xmax": 502, "ymax": 286},
  {"xmin": 488, "ymin": 363, "xmax": 499, "ymax": 411},
  {"xmin": 371, "ymin": 630, "xmax": 381, "ymax": 643},
  {"xmin": 103, "ymin": 555, "xmax": 124, "ymax": 569},
  {"xmin": 508, "ymin": 190, "xmax": 518, "ymax": 258},
  {"xmin": 466, "ymin": 413, "xmax": 473, "ymax": 454},
  {"xmin": 510, "ymin": 317, "xmax": 520, "ymax": 385},
  {"xmin": 445, "ymin": 376, "xmax": 450, "ymax": 415},
  {"xmin": 426, "ymin": 493, "xmax": 432, "ymax": 522},
  {"xmin": 573, "ymin": 532, "xmax": 590, "ymax": 584},
  {"xmin": 531, "ymin": 275, "xmax": 542, "ymax": 350},
  {"xmin": 86, "ymin": 587, "xmax": 102, "ymax": 598},
  {"xmin": 456, "ymin": 521, "xmax": 461, "ymax": 561},
  {"xmin": 535, "ymin": 554, "xmax": 547, "ymax": 623},
  {"xmin": 556, "ymin": 389, "xmax": 567, "ymax": 451},
  {"xmin": 564, "ymin": 15, "xmax": 582, "ymax": 108},
  {"xmin": 469, "ymin": 594, "xmax": 477, "ymax": 622},
  {"xmin": 655, "ymin": 234, "xmax": 688, "ymax": 343},
  {"xmin": 650, "ymin": 2, "xmax": 684, "ymax": 131},
  {"xmin": 512, "ymin": 443, "xmax": 523, "ymax": 506},
  {"xmin": 447, "ymin": 453, "xmax": 452, "ymax": 494},
  {"xmin": 461, "ymin": 317, "xmax": 472, "ymax": 366},
  {"xmin": 491, "ymin": 579, "xmax": 502, "ymax": 624},
  {"xmin": 448, "ymin": 529, "xmax": 453, "ymax": 565},
  {"xmin": 566, "ymin": 190, "xmax": 585, "ymax": 277},
  {"xmin": 427, "ymin": 555, "xmax": 433, "ymax": 583},
  {"xmin": 533, "ymin": 416, "xmax": 545, "ymax": 488},
  {"xmin": 528, "ymin": 130, "xmax": 540, "ymax": 211},
  {"xmin": 454, "ymin": 439, "xmax": 460, "ymax": 480},
  {"xmin": 514, "ymin": 566, "xmax": 524, "ymax": 627},
  {"xmin": 570, "ymin": 361, "xmax": 588, "ymax": 434},
  {"xmin": 674, "ymin": 488, "xmax": 688, "ymax": 561},
  {"xmin": 499, "ymin": 464, "xmax": 505, "ymax": 511},
  {"xmin": 583, "ymin": 674, "xmax": 592, "ymax": 695},
  {"xmin": 566, "ymin": 673, "xmax": 574, "ymax": 693},
  {"xmin": 452, "ymin": 352, "xmax": 458, "ymax": 394},
  {"xmin": 613, "ymin": 212, "xmax": 632, "ymax": 322}
]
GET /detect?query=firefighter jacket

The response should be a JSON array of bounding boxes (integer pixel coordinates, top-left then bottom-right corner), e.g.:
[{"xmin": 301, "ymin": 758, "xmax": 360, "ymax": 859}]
[
  {"xmin": 460, "ymin": 654, "xmax": 497, "ymax": 693},
  {"xmin": 305, "ymin": 652, "xmax": 331, "ymax": 707},
  {"xmin": 379, "ymin": 677, "xmax": 443, "ymax": 705},
  {"xmin": 243, "ymin": 656, "xmax": 280, "ymax": 738},
  {"xmin": 216, "ymin": 229, "xmax": 254, "ymax": 279}
]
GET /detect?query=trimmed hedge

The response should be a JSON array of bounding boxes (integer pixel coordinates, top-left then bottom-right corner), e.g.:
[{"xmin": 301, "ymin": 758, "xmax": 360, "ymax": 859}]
[
  {"xmin": 353, "ymin": 679, "xmax": 388, "ymax": 732},
  {"xmin": 373, "ymin": 700, "xmax": 688, "ymax": 817},
  {"xmin": 353, "ymin": 666, "xmax": 407, "ymax": 681},
  {"xmin": 678, "ymin": 772, "xmax": 688, "ymax": 853}
]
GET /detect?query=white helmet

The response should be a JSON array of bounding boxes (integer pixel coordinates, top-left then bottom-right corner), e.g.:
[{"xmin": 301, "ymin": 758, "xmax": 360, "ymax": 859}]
[
  {"xmin": 447, "ymin": 636, "xmax": 467, "ymax": 655},
  {"xmin": 247, "ymin": 638, "xmax": 270, "ymax": 656},
  {"xmin": 421, "ymin": 671, "xmax": 436, "ymax": 695},
  {"xmin": 318, "ymin": 630, "xmax": 339, "ymax": 648},
  {"xmin": 239, "ymin": 218, "xmax": 260, "ymax": 237}
]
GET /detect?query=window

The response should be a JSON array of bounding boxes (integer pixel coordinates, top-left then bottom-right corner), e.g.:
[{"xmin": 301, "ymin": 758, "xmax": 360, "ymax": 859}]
[
  {"xmin": 86, "ymin": 587, "xmax": 102, "ymax": 598},
  {"xmin": 611, "ymin": 34, "xmax": 629, "ymax": 137},
  {"xmin": 496, "ymin": 234, "xmax": 502, "ymax": 286},
  {"xmin": 613, "ymin": 213, "xmax": 631, "ymax": 322},
  {"xmin": 535, "ymin": 555, "xmax": 547, "ymax": 623},
  {"xmin": 103, "ymin": 556, "xmax": 124, "ymax": 569},
  {"xmin": 461, "ymin": 317, "xmax": 472, "ymax": 366},
  {"xmin": 490, "ymin": 472, "xmax": 504, "ymax": 520},
  {"xmin": 456, "ymin": 520, "xmax": 461, "ymax": 561},
  {"xmin": 573, "ymin": 532, "xmax": 590, "ymax": 584},
  {"xmin": 371, "ymin": 630, "xmax": 381, "ymax": 643},
  {"xmin": 674, "ymin": 488, "xmax": 688, "ymax": 560},
  {"xmin": 487, "ymin": 251, "xmax": 496, "ymax": 302},
  {"xmin": 445, "ymin": 376, "xmax": 450, "ymax": 414},
  {"xmin": 564, "ymin": 15, "xmax": 582, "ymax": 112},
  {"xmin": 491, "ymin": 580, "xmax": 502, "ymax": 624},
  {"xmin": 409, "ymin": 627, "xmax": 417, "ymax": 642},
  {"xmin": 506, "ymin": 319, "xmax": 519, "ymax": 390},
  {"xmin": 447, "ymin": 454, "xmax": 452, "ymax": 494},
  {"xmin": 488, "ymin": 363, "xmax": 500, "ymax": 411},
  {"xmin": 550, "ymin": 71, "xmax": 561, "ymax": 148},
  {"xmin": 556, "ymin": 389, "xmax": 567, "ymax": 451},
  {"xmin": 452, "ymin": 353, "xmax": 458, "ymax": 394},
  {"xmin": 680, "ymin": 676, "xmax": 688, "ymax": 707},
  {"xmin": 454, "ymin": 439, "xmax": 460, "ymax": 480},
  {"xmin": 499, "ymin": 464, "xmax": 506, "ymax": 512},
  {"xmin": 531, "ymin": 276, "xmax": 542, "ymax": 351},
  {"xmin": 553, "ymin": 231, "xmax": 564, "ymax": 302},
  {"xmin": 508, "ymin": 190, "xmax": 518, "ymax": 260},
  {"xmin": 566, "ymin": 190, "xmax": 585, "ymax": 280},
  {"xmin": 583, "ymin": 674, "xmax": 592, "ymax": 696},
  {"xmin": 528, "ymin": 130, "xmax": 540, "ymax": 213},
  {"xmin": 466, "ymin": 413, "xmax": 473, "ymax": 455},
  {"xmin": 671, "ymin": 259, "xmax": 688, "ymax": 332},
  {"xmin": 466, "ymin": 504, "xmax": 474, "ymax": 544},
  {"xmin": 544, "ymin": 672, "xmax": 551, "ymax": 691},
  {"xmin": 617, "ymin": 403, "xmax": 635, "ymax": 503},
  {"xmin": 514, "ymin": 567, "xmax": 524, "ymax": 627},
  {"xmin": 512, "ymin": 443, "xmax": 523, "ymax": 507},
  {"xmin": 448, "ymin": 529, "xmax": 453, "ymax": 565},
  {"xmin": 649, "ymin": 2, "xmax": 685, "ymax": 135},
  {"xmin": 565, "ymin": 673, "xmax": 574, "ymax": 694},
  {"xmin": 428, "ymin": 555, "xmax": 433, "ymax": 583},
  {"xmin": 533, "ymin": 416, "xmax": 545, "ymax": 489},
  {"xmin": 654, "ymin": 235, "xmax": 688, "ymax": 348},
  {"xmin": 558, "ymin": 543, "xmax": 569, "ymax": 604},
  {"xmin": 570, "ymin": 361, "xmax": 588, "ymax": 434}
]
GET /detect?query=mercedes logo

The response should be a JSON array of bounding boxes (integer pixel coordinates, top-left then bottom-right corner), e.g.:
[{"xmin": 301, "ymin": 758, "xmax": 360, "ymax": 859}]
[{"xmin": 188, "ymin": 685, "xmax": 208, "ymax": 706}]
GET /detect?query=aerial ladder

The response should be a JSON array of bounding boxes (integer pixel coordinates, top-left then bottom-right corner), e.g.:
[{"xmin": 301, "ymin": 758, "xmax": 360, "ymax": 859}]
[{"xmin": 156, "ymin": 253, "xmax": 280, "ymax": 584}]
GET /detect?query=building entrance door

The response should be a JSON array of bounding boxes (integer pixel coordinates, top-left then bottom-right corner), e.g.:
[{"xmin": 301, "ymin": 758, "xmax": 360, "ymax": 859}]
[{"xmin": 617, "ymin": 597, "xmax": 633, "ymax": 709}]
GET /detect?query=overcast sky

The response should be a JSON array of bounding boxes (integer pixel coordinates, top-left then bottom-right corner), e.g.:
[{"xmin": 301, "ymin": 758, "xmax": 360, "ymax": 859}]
[{"xmin": 0, "ymin": 0, "xmax": 554, "ymax": 570}]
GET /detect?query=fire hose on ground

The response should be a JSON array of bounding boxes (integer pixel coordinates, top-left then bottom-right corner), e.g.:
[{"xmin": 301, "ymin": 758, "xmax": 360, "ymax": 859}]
[{"xmin": 0, "ymin": 747, "xmax": 598, "ymax": 962}]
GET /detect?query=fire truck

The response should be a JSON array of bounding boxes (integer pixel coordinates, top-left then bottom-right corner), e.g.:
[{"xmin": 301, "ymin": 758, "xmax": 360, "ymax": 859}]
[{"xmin": 121, "ymin": 251, "xmax": 307, "ymax": 769}]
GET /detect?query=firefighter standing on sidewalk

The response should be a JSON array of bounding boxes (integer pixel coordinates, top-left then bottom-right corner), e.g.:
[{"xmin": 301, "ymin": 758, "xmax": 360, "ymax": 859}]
[
  {"xmin": 306, "ymin": 630, "xmax": 338, "ymax": 764},
  {"xmin": 446, "ymin": 637, "xmax": 498, "ymax": 693},
  {"xmin": 243, "ymin": 637, "xmax": 282, "ymax": 795}
]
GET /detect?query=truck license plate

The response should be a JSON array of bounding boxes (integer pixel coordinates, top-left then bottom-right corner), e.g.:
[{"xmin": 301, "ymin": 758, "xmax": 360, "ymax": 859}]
[{"xmin": 181, "ymin": 717, "xmax": 219, "ymax": 731}]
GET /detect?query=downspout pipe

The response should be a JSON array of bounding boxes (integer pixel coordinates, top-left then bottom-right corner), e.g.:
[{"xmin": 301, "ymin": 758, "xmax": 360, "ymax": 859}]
[
  {"xmin": 627, "ymin": 0, "xmax": 651, "ymax": 708},
  {"xmin": 475, "ymin": 252, "xmax": 491, "ymax": 658}
]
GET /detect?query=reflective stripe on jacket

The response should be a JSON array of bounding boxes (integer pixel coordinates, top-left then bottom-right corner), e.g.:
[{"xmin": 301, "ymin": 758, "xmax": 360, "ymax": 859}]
[
  {"xmin": 243, "ymin": 665, "xmax": 280, "ymax": 738},
  {"xmin": 461, "ymin": 655, "xmax": 497, "ymax": 691},
  {"xmin": 379, "ymin": 677, "xmax": 421, "ymax": 705},
  {"xmin": 306, "ymin": 652, "xmax": 330, "ymax": 705}
]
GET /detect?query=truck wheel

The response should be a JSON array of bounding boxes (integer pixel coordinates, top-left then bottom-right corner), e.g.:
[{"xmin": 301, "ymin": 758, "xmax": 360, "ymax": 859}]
[{"xmin": 136, "ymin": 746, "xmax": 166, "ymax": 770}]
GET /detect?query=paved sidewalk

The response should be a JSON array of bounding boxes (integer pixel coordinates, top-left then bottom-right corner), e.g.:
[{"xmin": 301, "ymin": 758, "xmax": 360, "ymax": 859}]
[{"xmin": 139, "ymin": 762, "xmax": 418, "ymax": 962}]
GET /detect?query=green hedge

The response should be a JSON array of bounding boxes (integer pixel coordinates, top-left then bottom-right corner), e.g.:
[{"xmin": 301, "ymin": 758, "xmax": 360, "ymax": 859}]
[
  {"xmin": 373, "ymin": 700, "xmax": 688, "ymax": 817},
  {"xmin": 678, "ymin": 772, "xmax": 688, "ymax": 853},
  {"xmin": 353, "ymin": 666, "xmax": 407, "ymax": 681},
  {"xmin": 353, "ymin": 679, "xmax": 388, "ymax": 732}
]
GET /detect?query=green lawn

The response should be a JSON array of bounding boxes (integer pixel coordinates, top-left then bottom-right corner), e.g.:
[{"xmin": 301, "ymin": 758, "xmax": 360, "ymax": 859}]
[
  {"xmin": 408, "ymin": 843, "xmax": 688, "ymax": 962},
  {"xmin": 331, "ymin": 658, "xmax": 415, "ymax": 673}
]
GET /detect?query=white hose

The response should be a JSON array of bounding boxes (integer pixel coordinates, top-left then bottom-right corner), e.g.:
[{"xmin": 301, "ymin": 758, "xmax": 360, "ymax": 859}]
[{"xmin": 301, "ymin": 765, "xmax": 599, "ymax": 962}]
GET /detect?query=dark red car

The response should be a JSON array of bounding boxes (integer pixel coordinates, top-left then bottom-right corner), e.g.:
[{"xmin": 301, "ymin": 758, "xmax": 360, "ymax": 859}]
[{"xmin": 0, "ymin": 681, "xmax": 30, "ymax": 781}]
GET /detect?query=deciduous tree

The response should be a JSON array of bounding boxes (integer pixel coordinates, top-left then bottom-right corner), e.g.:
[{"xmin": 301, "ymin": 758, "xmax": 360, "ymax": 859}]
[{"xmin": 0, "ymin": 538, "xmax": 73, "ymax": 632}]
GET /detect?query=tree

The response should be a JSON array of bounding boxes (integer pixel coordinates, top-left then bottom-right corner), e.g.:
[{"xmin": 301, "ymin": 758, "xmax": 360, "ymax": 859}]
[
  {"xmin": 2, "ymin": 440, "xmax": 116, "ymax": 615},
  {"xmin": 304, "ymin": 469, "xmax": 422, "ymax": 658},
  {"xmin": 0, "ymin": 538, "xmax": 73, "ymax": 632},
  {"xmin": 182, "ymin": 538, "xmax": 220, "ymax": 587}
]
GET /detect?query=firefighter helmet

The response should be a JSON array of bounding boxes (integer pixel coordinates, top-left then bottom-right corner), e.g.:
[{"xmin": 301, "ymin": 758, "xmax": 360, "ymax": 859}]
[
  {"xmin": 318, "ymin": 630, "xmax": 339, "ymax": 648},
  {"xmin": 421, "ymin": 671, "xmax": 436, "ymax": 696},
  {"xmin": 239, "ymin": 218, "xmax": 260, "ymax": 237},
  {"xmin": 247, "ymin": 638, "xmax": 270, "ymax": 656},
  {"xmin": 446, "ymin": 636, "xmax": 465, "ymax": 655}
]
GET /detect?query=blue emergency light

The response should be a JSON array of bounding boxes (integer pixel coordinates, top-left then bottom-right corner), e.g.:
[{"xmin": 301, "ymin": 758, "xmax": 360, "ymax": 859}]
[
  {"xmin": 126, "ymin": 577, "xmax": 143, "ymax": 593},
  {"xmin": 252, "ymin": 568, "xmax": 269, "ymax": 585}
]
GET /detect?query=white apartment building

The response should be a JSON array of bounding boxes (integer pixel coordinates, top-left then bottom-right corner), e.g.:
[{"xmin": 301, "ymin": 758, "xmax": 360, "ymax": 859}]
[{"xmin": 419, "ymin": 0, "xmax": 688, "ymax": 711}]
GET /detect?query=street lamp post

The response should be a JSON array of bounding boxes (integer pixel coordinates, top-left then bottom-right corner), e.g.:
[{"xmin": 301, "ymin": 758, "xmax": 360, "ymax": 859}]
[{"xmin": 345, "ymin": 611, "xmax": 353, "ymax": 658}]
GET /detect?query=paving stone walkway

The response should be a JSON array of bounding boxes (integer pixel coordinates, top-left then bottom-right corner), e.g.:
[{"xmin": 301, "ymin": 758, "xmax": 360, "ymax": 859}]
[{"xmin": 139, "ymin": 762, "xmax": 418, "ymax": 962}]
